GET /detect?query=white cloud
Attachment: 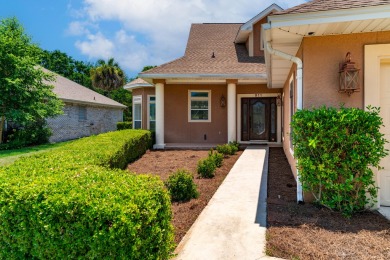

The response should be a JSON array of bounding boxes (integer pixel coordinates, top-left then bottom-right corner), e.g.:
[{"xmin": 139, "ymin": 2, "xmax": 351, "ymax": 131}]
[
  {"xmin": 75, "ymin": 32, "xmax": 114, "ymax": 59},
  {"xmin": 66, "ymin": 21, "xmax": 90, "ymax": 36},
  {"xmin": 70, "ymin": 0, "xmax": 307, "ymax": 76}
]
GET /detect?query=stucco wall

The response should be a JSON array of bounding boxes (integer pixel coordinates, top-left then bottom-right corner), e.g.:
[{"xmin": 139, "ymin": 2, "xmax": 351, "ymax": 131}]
[
  {"xmin": 281, "ymin": 31, "xmax": 390, "ymax": 201},
  {"xmin": 302, "ymin": 31, "xmax": 390, "ymax": 109},
  {"xmin": 47, "ymin": 102, "xmax": 123, "ymax": 143},
  {"xmin": 253, "ymin": 16, "xmax": 267, "ymax": 57},
  {"xmin": 164, "ymin": 84, "xmax": 227, "ymax": 143},
  {"xmin": 237, "ymin": 84, "xmax": 280, "ymax": 95},
  {"xmin": 132, "ymin": 87, "xmax": 156, "ymax": 129}
]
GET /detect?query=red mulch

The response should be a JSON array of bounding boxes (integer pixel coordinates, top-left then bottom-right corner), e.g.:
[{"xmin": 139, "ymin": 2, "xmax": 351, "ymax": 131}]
[
  {"xmin": 127, "ymin": 149, "xmax": 242, "ymax": 244},
  {"xmin": 267, "ymin": 147, "xmax": 390, "ymax": 260}
]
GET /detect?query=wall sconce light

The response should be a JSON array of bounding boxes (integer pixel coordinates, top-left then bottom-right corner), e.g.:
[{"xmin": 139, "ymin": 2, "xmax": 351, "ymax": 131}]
[
  {"xmin": 220, "ymin": 95, "xmax": 226, "ymax": 107},
  {"xmin": 276, "ymin": 94, "xmax": 281, "ymax": 106},
  {"xmin": 339, "ymin": 52, "xmax": 360, "ymax": 96}
]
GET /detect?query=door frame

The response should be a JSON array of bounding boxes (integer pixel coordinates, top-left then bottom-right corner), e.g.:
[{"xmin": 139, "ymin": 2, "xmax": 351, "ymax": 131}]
[
  {"xmin": 364, "ymin": 44, "xmax": 390, "ymax": 208},
  {"xmin": 237, "ymin": 93, "xmax": 282, "ymax": 144}
]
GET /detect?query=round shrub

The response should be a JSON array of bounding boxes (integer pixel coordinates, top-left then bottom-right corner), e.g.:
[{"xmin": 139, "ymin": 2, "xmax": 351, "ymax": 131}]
[
  {"xmin": 197, "ymin": 157, "xmax": 216, "ymax": 178},
  {"xmin": 209, "ymin": 149, "xmax": 223, "ymax": 168},
  {"xmin": 291, "ymin": 106, "xmax": 388, "ymax": 216},
  {"xmin": 216, "ymin": 144, "xmax": 232, "ymax": 157},
  {"xmin": 165, "ymin": 169, "xmax": 199, "ymax": 202}
]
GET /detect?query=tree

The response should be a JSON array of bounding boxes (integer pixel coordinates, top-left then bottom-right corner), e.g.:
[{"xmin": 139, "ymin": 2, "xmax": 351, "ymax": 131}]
[
  {"xmin": 40, "ymin": 50, "xmax": 94, "ymax": 89},
  {"xmin": 90, "ymin": 58, "xmax": 126, "ymax": 91},
  {"xmin": 0, "ymin": 17, "xmax": 63, "ymax": 144},
  {"xmin": 142, "ymin": 65, "xmax": 157, "ymax": 72}
]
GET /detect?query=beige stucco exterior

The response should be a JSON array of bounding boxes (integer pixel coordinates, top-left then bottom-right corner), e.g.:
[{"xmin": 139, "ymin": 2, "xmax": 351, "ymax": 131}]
[
  {"xmin": 164, "ymin": 84, "xmax": 227, "ymax": 144},
  {"xmin": 280, "ymin": 31, "xmax": 390, "ymax": 202},
  {"xmin": 132, "ymin": 87, "xmax": 155, "ymax": 130},
  {"xmin": 133, "ymin": 83, "xmax": 282, "ymax": 144}
]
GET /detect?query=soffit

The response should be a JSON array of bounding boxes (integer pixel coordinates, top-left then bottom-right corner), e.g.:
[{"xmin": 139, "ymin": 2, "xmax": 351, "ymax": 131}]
[{"xmin": 264, "ymin": 4, "xmax": 390, "ymax": 88}]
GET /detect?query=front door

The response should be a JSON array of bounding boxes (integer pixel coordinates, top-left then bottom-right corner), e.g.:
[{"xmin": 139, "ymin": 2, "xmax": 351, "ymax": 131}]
[
  {"xmin": 241, "ymin": 98, "xmax": 277, "ymax": 142},
  {"xmin": 380, "ymin": 62, "xmax": 390, "ymax": 206}
]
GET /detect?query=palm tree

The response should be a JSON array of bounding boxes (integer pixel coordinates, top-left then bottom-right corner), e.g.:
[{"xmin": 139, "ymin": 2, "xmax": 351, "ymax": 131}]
[{"xmin": 90, "ymin": 58, "xmax": 126, "ymax": 91}]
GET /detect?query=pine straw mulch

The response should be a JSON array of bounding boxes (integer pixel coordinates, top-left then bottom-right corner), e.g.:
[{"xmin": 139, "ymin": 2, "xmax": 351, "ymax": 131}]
[
  {"xmin": 126, "ymin": 149, "xmax": 243, "ymax": 245},
  {"xmin": 267, "ymin": 147, "xmax": 390, "ymax": 260}
]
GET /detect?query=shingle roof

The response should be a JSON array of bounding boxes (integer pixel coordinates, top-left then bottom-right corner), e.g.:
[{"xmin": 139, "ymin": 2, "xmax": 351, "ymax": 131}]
[
  {"xmin": 123, "ymin": 78, "xmax": 153, "ymax": 90},
  {"xmin": 42, "ymin": 68, "xmax": 126, "ymax": 109},
  {"xmin": 275, "ymin": 0, "xmax": 390, "ymax": 15},
  {"xmin": 141, "ymin": 23, "xmax": 266, "ymax": 76}
]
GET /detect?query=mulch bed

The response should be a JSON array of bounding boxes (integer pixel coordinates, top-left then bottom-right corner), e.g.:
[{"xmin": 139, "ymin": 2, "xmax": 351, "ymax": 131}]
[
  {"xmin": 267, "ymin": 147, "xmax": 390, "ymax": 260},
  {"xmin": 127, "ymin": 149, "xmax": 243, "ymax": 244}
]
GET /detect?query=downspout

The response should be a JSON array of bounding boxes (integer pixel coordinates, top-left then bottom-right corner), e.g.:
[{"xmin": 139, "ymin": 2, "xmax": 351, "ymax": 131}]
[{"xmin": 266, "ymin": 41, "xmax": 304, "ymax": 203}]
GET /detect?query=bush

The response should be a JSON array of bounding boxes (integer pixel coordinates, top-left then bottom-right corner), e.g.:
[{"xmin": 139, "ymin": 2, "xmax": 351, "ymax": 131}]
[
  {"xmin": 209, "ymin": 149, "xmax": 223, "ymax": 168},
  {"xmin": 197, "ymin": 157, "xmax": 217, "ymax": 178},
  {"xmin": 0, "ymin": 129, "xmax": 174, "ymax": 258},
  {"xmin": 216, "ymin": 142, "xmax": 238, "ymax": 157},
  {"xmin": 117, "ymin": 121, "xmax": 132, "ymax": 130},
  {"xmin": 165, "ymin": 169, "xmax": 199, "ymax": 202},
  {"xmin": 0, "ymin": 120, "xmax": 51, "ymax": 150},
  {"xmin": 291, "ymin": 106, "xmax": 388, "ymax": 216}
]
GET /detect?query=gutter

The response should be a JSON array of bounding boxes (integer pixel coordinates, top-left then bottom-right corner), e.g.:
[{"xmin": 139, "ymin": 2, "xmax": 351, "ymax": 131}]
[{"xmin": 266, "ymin": 41, "xmax": 304, "ymax": 203}]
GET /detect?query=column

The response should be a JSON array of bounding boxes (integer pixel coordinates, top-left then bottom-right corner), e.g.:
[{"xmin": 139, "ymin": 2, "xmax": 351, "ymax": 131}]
[
  {"xmin": 227, "ymin": 80, "xmax": 237, "ymax": 143},
  {"xmin": 154, "ymin": 80, "xmax": 165, "ymax": 149}
]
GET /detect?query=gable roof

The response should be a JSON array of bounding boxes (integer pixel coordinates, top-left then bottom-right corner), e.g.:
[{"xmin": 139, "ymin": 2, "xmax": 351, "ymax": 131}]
[
  {"xmin": 124, "ymin": 78, "xmax": 153, "ymax": 91},
  {"xmin": 275, "ymin": 0, "xmax": 390, "ymax": 15},
  {"xmin": 140, "ymin": 23, "xmax": 266, "ymax": 80},
  {"xmin": 235, "ymin": 3, "xmax": 283, "ymax": 43},
  {"xmin": 42, "ymin": 68, "xmax": 126, "ymax": 109}
]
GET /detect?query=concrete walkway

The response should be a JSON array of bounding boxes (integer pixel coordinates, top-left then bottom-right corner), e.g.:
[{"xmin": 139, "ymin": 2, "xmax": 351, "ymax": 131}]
[{"xmin": 174, "ymin": 146, "xmax": 278, "ymax": 260}]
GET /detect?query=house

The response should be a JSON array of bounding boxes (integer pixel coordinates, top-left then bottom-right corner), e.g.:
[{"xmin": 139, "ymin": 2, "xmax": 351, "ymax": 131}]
[
  {"xmin": 46, "ymin": 69, "xmax": 126, "ymax": 142},
  {"xmin": 124, "ymin": 0, "xmax": 390, "ymax": 208}
]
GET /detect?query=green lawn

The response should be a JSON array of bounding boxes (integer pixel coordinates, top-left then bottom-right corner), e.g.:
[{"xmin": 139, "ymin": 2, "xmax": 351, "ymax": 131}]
[{"xmin": 0, "ymin": 141, "xmax": 73, "ymax": 166}]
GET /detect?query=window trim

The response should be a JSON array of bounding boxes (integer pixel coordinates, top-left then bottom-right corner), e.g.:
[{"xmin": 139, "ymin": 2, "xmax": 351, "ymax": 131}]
[
  {"xmin": 147, "ymin": 95, "xmax": 156, "ymax": 131},
  {"xmin": 78, "ymin": 106, "xmax": 87, "ymax": 121},
  {"xmin": 133, "ymin": 95, "xmax": 142, "ymax": 129},
  {"xmin": 188, "ymin": 90, "xmax": 211, "ymax": 123}
]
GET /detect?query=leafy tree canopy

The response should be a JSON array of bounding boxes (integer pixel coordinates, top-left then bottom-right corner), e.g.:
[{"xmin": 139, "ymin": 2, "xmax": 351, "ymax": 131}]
[
  {"xmin": 40, "ymin": 50, "xmax": 94, "ymax": 89},
  {"xmin": 0, "ymin": 17, "xmax": 63, "ymax": 143}
]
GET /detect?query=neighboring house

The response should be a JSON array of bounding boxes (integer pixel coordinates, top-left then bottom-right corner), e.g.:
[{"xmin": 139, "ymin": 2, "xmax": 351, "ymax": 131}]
[
  {"xmin": 124, "ymin": 0, "xmax": 390, "ymax": 208},
  {"xmin": 45, "ymin": 69, "xmax": 126, "ymax": 142}
]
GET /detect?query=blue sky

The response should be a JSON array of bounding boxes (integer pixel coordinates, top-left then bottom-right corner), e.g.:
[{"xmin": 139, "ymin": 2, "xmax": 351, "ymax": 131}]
[{"xmin": 0, "ymin": 0, "xmax": 306, "ymax": 78}]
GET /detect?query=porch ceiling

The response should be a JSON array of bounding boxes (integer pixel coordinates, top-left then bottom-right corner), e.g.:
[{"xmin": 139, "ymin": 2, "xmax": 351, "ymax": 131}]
[{"xmin": 263, "ymin": 4, "xmax": 390, "ymax": 88}]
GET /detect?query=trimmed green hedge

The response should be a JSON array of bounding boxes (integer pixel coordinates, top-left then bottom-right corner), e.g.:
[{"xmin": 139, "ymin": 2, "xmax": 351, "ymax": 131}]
[
  {"xmin": 0, "ymin": 130, "xmax": 174, "ymax": 258},
  {"xmin": 117, "ymin": 121, "xmax": 132, "ymax": 130}
]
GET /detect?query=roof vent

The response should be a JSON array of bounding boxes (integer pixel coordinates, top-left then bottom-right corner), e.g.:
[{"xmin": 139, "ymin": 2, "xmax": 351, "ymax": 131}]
[{"xmin": 211, "ymin": 52, "xmax": 215, "ymax": 58}]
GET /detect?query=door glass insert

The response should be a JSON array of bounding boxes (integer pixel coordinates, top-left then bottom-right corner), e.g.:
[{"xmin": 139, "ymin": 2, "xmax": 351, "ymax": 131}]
[{"xmin": 251, "ymin": 101, "xmax": 265, "ymax": 136}]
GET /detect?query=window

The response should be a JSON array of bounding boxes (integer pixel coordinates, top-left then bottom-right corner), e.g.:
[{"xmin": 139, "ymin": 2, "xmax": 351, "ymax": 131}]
[
  {"xmin": 188, "ymin": 90, "xmax": 211, "ymax": 122},
  {"xmin": 133, "ymin": 95, "xmax": 142, "ymax": 129},
  {"xmin": 148, "ymin": 95, "xmax": 156, "ymax": 131},
  {"xmin": 289, "ymin": 77, "xmax": 294, "ymax": 150},
  {"xmin": 78, "ymin": 106, "xmax": 87, "ymax": 121}
]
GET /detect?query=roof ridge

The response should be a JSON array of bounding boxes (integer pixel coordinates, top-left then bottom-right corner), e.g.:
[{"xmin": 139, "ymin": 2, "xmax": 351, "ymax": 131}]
[
  {"xmin": 140, "ymin": 56, "xmax": 186, "ymax": 75},
  {"xmin": 274, "ymin": 0, "xmax": 390, "ymax": 15}
]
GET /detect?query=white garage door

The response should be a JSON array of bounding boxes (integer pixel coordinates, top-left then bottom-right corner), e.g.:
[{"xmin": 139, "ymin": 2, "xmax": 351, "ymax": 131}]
[{"xmin": 380, "ymin": 62, "xmax": 390, "ymax": 206}]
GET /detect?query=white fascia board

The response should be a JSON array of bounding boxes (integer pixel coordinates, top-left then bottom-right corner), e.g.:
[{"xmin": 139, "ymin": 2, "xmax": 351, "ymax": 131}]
[
  {"xmin": 140, "ymin": 73, "xmax": 268, "ymax": 79},
  {"xmin": 241, "ymin": 4, "xmax": 284, "ymax": 31},
  {"xmin": 268, "ymin": 5, "xmax": 390, "ymax": 28},
  {"xmin": 123, "ymin": 83, "xmax": 154, "ymax": 91},
  {"xmin": 235, "ymin": 4, "xmax": 283, "ymax": 42},
  {"xmin": 61, "ymin": 99, "xmax": 127, "ymax": 109}
]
